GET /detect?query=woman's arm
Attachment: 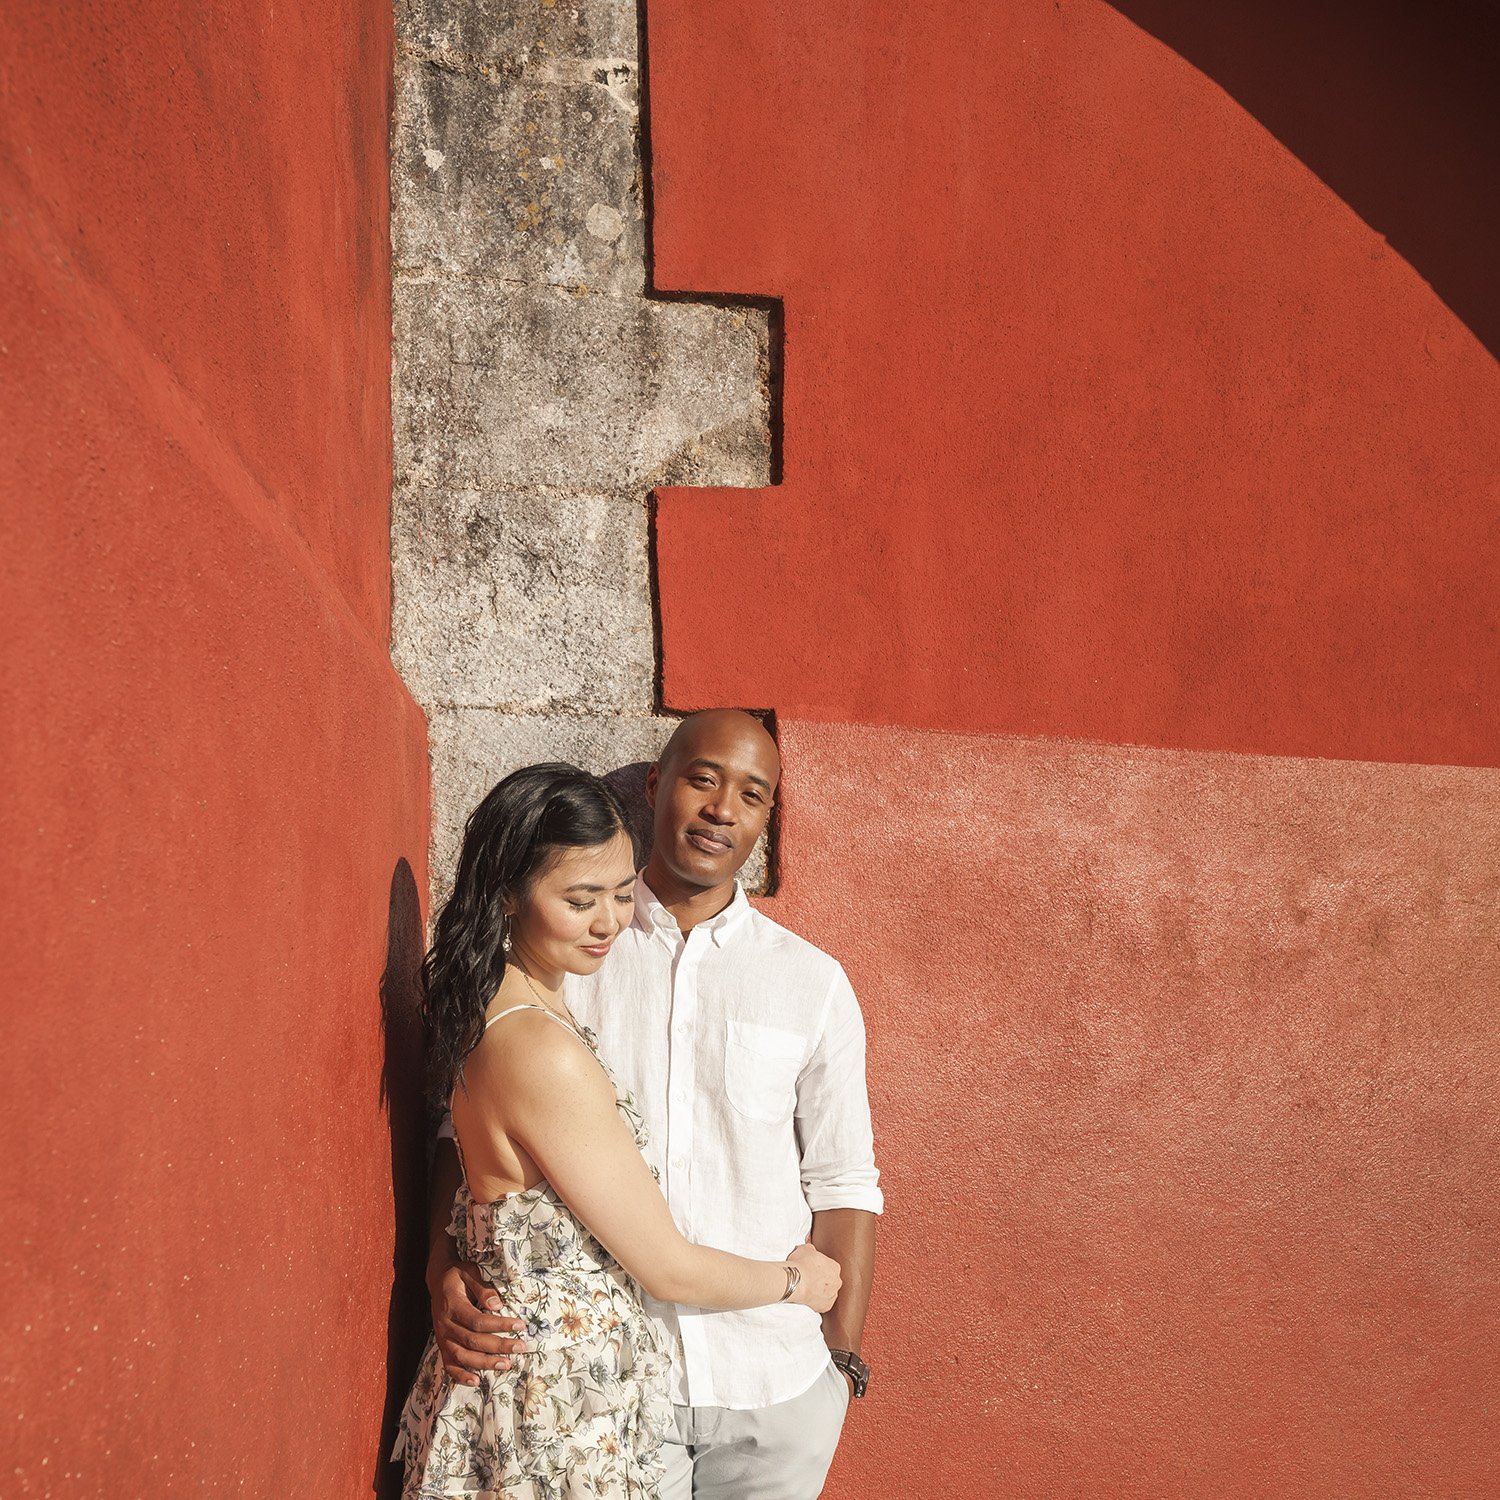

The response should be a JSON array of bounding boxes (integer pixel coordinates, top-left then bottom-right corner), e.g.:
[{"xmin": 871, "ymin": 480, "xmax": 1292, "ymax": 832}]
[{"xmin": 459, "ymin": 1017, "xmax": 840, "ymax": 1312}]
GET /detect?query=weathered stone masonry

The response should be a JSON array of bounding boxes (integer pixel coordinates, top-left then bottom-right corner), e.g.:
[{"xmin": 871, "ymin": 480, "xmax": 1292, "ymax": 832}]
[{"xmin": 391, "ymin": 0, "xmax": 773, "ymax": 897}]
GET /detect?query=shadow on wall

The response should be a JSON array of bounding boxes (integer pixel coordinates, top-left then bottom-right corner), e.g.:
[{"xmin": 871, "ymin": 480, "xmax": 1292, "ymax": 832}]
[
  {"xmin": 375, "ymin": 858, "xmax": 430, "ymax": 1500},
  {"xmin": 603, "ymin": 762, "xmax": 656, "ymax": 869},
  {"xmin": 1109, "ymin": 0, "xmax": 1500, "ymax": 359}
]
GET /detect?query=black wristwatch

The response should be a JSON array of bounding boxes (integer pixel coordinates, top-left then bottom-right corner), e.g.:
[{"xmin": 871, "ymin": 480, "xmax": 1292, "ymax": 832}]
[{"xmin": 830, "ymin": 1348, "xmax": 870, "ymax": 1398}]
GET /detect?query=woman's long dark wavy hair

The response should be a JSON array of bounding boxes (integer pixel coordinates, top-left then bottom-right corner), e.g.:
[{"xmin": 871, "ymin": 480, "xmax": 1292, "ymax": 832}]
[{"xmin": 422, "ymin": 762, "xmax": 632, "ymax": 1107}]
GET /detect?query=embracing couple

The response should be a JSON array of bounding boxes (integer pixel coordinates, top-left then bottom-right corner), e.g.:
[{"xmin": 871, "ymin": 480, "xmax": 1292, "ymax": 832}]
[{"xmin": 392, "ymin": 710, "xmax": 882, "ymax": 1499}]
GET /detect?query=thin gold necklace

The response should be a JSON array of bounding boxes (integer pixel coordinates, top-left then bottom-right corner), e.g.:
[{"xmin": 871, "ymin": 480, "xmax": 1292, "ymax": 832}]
[{"xmin": 518, "ymin": 966, "xmax": 581, "ymax": 1034}]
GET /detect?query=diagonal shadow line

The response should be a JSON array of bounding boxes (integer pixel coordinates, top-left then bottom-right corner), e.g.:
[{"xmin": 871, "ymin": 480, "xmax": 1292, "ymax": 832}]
[{"xmin": 1109, "ymin": 0, "xmax": 1500, "ymax": 362}]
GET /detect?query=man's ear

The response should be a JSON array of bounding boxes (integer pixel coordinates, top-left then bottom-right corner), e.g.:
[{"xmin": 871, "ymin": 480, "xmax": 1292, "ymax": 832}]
[{"xmin": 644, "ymin": 762, "xmax": 660, "ymax": 807}]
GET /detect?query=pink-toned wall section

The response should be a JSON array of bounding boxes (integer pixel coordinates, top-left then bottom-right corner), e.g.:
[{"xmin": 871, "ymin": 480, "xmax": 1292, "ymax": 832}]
[
  {"xmin": 773, "ymin": 720, "xmax": 1500, "ymax": 1498},
  {"xmin": 0, "ymin": 4, "xmax": 429, "ymax": 1494}
]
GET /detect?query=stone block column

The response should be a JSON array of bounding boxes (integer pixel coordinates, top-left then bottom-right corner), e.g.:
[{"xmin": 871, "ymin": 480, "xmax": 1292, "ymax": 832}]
[{"xmin": 391, "ymin": 0, "xmax": 772, "ymax": 897}]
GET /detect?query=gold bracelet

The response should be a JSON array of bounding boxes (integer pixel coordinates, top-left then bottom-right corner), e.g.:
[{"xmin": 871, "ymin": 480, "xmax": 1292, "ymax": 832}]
[{"xmin": 779, "ymin": 1263, "xmax": 801, "ymax": 1302}]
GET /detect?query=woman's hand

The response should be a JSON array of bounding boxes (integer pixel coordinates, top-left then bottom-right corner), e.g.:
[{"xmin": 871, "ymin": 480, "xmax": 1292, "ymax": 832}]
[{"xmin": 787, "ymin": 1241, "xmax": 842, "ymax": 1312}]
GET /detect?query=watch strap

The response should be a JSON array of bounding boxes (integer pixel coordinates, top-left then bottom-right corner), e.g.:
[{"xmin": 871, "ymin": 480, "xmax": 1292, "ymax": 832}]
[{"xmin": 829, "ymin": 1347, "xmax": 870, "ymax": 1398}]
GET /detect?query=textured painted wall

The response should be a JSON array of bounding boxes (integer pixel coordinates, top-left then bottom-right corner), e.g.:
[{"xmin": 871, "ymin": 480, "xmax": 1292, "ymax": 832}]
[
  {"xmin": 649, "ymin": 0, "xmax": 1500, "ymax": 767},
  {"xmin": 642, "ymin": 1, "xmax": 1500, "ymax": 1494},
  {"xmin": 391, "ymin": 0, "xmax": 773, "ymax": 897},
  {"xmin": 773, "ymin": 721, "xmax": 1500, "ymax": 1498},
  {"xmin": 0, "ymin": 3, "xmax": 430, "ymax": 1494}
]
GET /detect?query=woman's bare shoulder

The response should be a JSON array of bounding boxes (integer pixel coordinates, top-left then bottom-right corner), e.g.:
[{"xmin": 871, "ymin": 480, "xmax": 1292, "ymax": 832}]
[{"xmin": 462, "ymin": 1009, "xmax": 604, "ymax": 1100}]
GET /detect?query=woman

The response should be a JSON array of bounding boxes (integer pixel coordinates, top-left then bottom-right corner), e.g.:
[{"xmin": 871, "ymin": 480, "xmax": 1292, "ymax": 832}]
[{"xmin": 394, "ymin": 764, "xmax": 841, "ymax": 1499}]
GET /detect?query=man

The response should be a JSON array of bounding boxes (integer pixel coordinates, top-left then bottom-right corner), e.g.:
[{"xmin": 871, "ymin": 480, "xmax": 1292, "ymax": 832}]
[{"xmin": 427, "ymin": 709, "xmax": 881, "ymax": 1498}]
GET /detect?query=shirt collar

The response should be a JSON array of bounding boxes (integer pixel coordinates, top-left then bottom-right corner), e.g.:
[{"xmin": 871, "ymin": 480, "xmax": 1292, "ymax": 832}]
[{"xmin": 634, "ymin": 877, "xmax": 751, "ymax": 948}]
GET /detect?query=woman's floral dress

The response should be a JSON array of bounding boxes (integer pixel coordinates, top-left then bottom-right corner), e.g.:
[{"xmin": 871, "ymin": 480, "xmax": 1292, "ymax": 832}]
[{"xmin": 394, "ymin": 1012, "xmax": 672, "ymax": 1499}]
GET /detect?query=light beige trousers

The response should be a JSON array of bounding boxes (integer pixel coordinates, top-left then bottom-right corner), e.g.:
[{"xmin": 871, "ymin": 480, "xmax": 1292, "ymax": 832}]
[{"xmin": 658, "ymin": 1361, "xmax": 851, "ymax": 1500}]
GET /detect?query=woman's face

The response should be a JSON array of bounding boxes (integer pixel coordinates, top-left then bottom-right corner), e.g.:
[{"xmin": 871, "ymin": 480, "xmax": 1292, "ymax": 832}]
[{"xmin": 509, "ymin": 830, "xmax": 637, "ymax": 981}]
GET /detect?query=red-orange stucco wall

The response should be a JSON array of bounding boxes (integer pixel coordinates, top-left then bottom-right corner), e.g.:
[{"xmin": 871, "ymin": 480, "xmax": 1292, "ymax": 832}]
[
  {"xmin": 648, "ymin": 1, "xmax": 1500, "ymax": 1494},
  {"xmin": 649, "ymin": 0, "xmax": 1499, "ymax": 767},
  {"xmin": 0, "ymin": 4, "xmax": 429, "ymax": 1494}
]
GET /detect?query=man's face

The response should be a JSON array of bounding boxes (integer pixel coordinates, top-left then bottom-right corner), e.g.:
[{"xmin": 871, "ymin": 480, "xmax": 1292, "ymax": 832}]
[{"xmin": 647, "ymin": 720, "xmax": 780, "ymax": 892}]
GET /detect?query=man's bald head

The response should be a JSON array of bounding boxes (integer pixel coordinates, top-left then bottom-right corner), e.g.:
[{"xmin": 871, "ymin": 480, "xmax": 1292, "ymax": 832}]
[{"xmin": 657, "ymin": 709, "xmax": 781, "ymax": 789}]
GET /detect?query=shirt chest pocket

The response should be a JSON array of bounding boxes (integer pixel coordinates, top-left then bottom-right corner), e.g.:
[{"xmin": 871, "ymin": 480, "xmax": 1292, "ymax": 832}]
[{"xmin": 723, "ymin": 1020, "xmax": 806, "ymax": 1124}]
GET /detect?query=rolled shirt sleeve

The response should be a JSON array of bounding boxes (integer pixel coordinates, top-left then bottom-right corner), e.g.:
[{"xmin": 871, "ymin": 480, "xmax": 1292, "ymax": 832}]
[{"xmin": 796, "ymin": 967, "xmax": 884, "ymax": 1215}]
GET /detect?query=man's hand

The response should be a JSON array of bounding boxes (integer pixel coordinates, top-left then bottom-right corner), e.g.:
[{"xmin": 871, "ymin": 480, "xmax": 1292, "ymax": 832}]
[{"xmin": 428, "ymin": 1252, "xmax": 528, "ymax": 1387}]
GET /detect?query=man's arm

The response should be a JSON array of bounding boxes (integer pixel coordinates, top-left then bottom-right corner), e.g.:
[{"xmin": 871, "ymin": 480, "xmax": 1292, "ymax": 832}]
[
  {"xmin": 426, "ymin": 1135, "xmax": 527, "ymax": 1386},
  {"xmin": 427, "ymin": 1136, "xmax": 465, "ymax": 1269},
  {"xmin": 796, "ymin": 967, "xmax": 884, "ymax": 1391},
  {"xmin": 811, "ymin": 1207, "xmax": 877, "ymax": 1360}
]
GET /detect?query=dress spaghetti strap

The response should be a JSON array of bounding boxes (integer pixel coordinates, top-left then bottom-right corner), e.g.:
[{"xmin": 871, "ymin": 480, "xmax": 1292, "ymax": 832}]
[
  {"xmin": 485, "ymin": 1002, "xmax": 543, "ymax": 1031},
  {"xmin": 483, "ymin": 1002, "xmax": 585, "ymax": 1040}
]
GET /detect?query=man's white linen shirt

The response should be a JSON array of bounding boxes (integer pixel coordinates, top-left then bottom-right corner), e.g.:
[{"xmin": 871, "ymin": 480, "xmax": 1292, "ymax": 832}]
[{"xmin": 567, "ymin": 879, "xmax": 883, "ymax": 1410}]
